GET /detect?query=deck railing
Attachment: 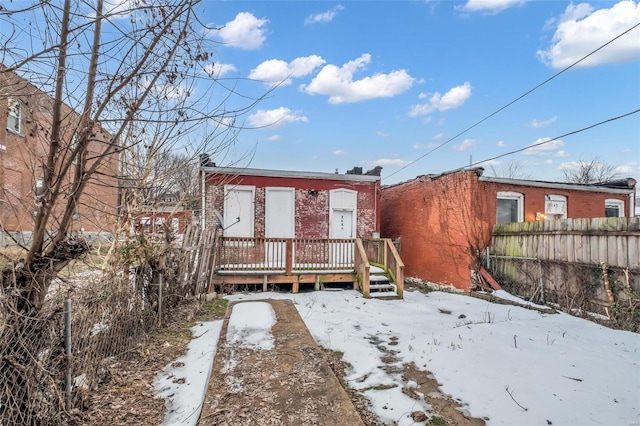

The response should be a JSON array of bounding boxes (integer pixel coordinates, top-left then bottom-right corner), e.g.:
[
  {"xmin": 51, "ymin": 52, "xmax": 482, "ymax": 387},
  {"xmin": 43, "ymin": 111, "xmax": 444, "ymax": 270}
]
[
  {"xmin": 354, "ymin": 239, "xmax": 370, "ymax": 297},
  {"xmin": 214, "ymin": 236, "xmax": 403, "ymax": 297},
  {"xmin": 216, "ymin": 237, "xmax": 355, "ymax": 273},
  {"xmin": 362, "ymin": 238, "xmax": 405, "ymax": 297}
]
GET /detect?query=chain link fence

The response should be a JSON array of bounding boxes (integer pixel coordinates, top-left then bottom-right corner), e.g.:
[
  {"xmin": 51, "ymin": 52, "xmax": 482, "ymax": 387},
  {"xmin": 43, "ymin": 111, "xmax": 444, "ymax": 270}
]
[{"xmin": 0, "ymin": 225, "xmax": 218, "ymax": 425}]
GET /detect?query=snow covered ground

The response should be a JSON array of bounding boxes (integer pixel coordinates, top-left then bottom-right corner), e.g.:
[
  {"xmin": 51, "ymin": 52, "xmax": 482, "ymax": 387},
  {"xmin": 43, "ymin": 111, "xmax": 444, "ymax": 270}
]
[{"xmin": 156, "ymin": 289, "xmax": 640, "ymax": 425}]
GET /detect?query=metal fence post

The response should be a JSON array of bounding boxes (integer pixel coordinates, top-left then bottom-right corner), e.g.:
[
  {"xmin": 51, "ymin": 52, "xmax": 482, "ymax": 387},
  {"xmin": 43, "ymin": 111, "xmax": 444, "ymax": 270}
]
[
  {"xmin": 64, "ymin": 298, "xmax": 72, "ymax": 412},
  {"xmin": 158, "ymin": 272, "xmax": 163, "ymax": 326}
]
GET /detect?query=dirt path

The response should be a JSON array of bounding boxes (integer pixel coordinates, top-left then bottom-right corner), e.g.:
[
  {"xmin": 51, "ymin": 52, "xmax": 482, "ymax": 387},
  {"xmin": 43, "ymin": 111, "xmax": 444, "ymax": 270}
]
[
  {"xmin": 199, "ymin": 298, "xmax": 486, "ymax": 426},
  {"xmin": 199, "ymin": 299, "xmax": 365, "ymax": 425}
]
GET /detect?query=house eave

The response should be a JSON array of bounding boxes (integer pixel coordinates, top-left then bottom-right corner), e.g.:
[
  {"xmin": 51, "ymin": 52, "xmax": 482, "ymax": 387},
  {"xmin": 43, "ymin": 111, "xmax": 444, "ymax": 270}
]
[
  {"xmin": 479, "ymin": 176, "xmax": 635, "ymax": 195},
  {"xmin": 201, "ymin": 166, "xmax": 381, "ymax": 183}
]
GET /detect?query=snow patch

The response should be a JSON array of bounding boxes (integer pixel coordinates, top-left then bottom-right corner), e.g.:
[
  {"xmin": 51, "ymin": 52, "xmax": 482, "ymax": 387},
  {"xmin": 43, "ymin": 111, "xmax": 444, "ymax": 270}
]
[
  {"xmin": 155, "ymin": 320, "xmax": 223, "ymax": 426},
  {"xmin": 226, "ymin": 301, "xmax": 276, "ymax": 350}
]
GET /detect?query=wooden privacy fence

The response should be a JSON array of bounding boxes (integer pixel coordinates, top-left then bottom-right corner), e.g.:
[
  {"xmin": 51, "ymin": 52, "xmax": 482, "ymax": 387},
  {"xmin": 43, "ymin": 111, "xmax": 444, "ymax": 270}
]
[{"xmin": 489, "ymin": 217, "xmax": 640, "ymax": 320}]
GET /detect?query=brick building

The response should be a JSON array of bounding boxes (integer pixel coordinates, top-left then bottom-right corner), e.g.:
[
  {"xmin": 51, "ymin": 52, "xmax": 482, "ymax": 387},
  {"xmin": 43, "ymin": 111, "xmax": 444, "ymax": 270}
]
[
  {"xmin": 0, "ymin": 69, "xmax": 118, "ymax": 244},
  {"xmin": 201, "ymin": 166, "xmax": 381, "ymax": 240},
  {"xmin": 381, "ymin": 168, "xmax": 636, "ymax": 291}
]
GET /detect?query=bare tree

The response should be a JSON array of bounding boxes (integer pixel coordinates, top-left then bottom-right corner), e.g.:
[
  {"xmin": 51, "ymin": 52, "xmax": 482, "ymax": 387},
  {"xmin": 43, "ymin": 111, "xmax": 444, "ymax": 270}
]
[
  {"xmin": 562, "ymin": 156, "xmax": 618, "ymax": 184},
  {"xmin": 488, "ymin": 160, "xmax": 533, "ymax": 180},
  {"xmin": 0, "ymin": 0, "xmax": 263, "ymax": 311}
]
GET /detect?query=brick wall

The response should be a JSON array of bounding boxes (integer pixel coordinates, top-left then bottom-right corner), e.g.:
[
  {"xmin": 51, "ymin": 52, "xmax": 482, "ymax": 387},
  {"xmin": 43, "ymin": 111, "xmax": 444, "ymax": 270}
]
[
  {"xmin": 0, "ymin": 71, "xmax": 118, "ymax": 238},
  {"xmin": 479, "ymin": 181, "xmax": 630, "ymax": 222},
  {"xmin": 204, "ymin": 172, "xmax": 379, "ymax": 239},
  {"xmin": 381, "ymin": 170, "xmax": 483, "ymax": 291},
  {"xmin": 382, "ymin": 170, "xmax": 634, "ymax": 291}
]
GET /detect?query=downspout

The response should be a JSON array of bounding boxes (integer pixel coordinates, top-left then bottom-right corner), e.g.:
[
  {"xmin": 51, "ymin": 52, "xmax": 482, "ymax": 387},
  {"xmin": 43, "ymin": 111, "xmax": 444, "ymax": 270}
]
[
  {"xmin": 630, "ymin": 190, "xmax": 635, "ymax": 217},
  {"xmin": 201, "ymin": 168, "xmax": 206, "ymax": 231},
  {"xmin": 374, "ymin": 181, "xmax": 378, "ymax": 236}
]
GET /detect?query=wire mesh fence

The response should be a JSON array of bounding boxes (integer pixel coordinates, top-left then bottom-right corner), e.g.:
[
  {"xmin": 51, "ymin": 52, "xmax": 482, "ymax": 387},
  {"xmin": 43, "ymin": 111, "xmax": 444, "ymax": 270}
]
[{"xmin": 0, "ymin": 225, "xmax": 218, "ymax": 425}]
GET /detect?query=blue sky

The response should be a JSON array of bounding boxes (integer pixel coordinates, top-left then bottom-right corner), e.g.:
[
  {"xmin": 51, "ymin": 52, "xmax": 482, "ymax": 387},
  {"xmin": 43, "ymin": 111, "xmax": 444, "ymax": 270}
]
[{"xmin": 196, "ymin": 0, "xmax": 640, "ymax": 185}]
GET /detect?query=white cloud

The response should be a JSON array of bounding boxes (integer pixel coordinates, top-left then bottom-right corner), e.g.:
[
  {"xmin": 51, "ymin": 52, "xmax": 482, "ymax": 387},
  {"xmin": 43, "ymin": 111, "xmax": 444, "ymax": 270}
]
[
  {"xmin": 453, "ymin": 138, "xmax": 477, "ymax": 151},
  {"xmin": 305, "ymin": 5, "xmax": 344, "ymax": 25},
  {"xmin": 459, "ymin": 0, "xmax": 530, "ymax": 13},
  {"xmin": 555, "ymin": 150, "xmax": 570, "ymax": 157},
  {"xmin": 214, "ymin": 12, "xmax": 269, "ymax": 50},
  {"xmin": 478, "ymin": 159, "xmax": 501, "ymax": 167},
  {"xmin": 531, "ymin": 115, "xmax": 558, "ymax": 128},
  {"xmin": 300, "ymin": 54, "xmax": 415, "ymax": 103},
  {"xmin": 202, "ymin": 62, "xmax": 237, "ymax": 77},
  {"xmin": 559, "ymin": 161, "xmax": 582, "ymax": 171},
  {"xmin": 137, "ymin": 77, "xmax": 190, "ymax": 101},
  {"xmin": 413, "ymin": 142, "xmax": 439, "ymax": 149},
  {"xmin": 537, "ymin": 1, "xmax": 640, "ymax": 69},
  {"xmin": 370, "ymin": 158, "xmax": 410, "ymax": 167},
  {"xmin": 377, "ymin": 131, "xmax": 389, "ymax": 137},
  {"xmin": 615, "ymin": 162, "xmax": 640, "ymax": 174},
  {"xmin": 333, "ymin": 149, "xmax": 345, "ymax": 155},
  {"xmin": 266, "ymin": 135, "xmax": 281, "ymax": 142},
  {"xmin": 497, "ymin": 140, "xmax": 506, "ymax": 147},
  {"xmin": 408, "ymin": 82, "xmax": 472, "ymax": 117},
  {"xmin": 247, "ymin": 107, "xmax": 308, "ymax": 128},
  {"xmin": 433, "ymin": 132, "xmax": 446, "ymax": 140},
  {"xmin": 249, "ymin": 56, "xmax": 326, "ymax": 88},
  {"xmin": 103, "ymin": 0, "xmax": 137, "ymax": 18},
  {"xmin": 523, "ymin": 137, "xmax": 565, "ymax": 156}
]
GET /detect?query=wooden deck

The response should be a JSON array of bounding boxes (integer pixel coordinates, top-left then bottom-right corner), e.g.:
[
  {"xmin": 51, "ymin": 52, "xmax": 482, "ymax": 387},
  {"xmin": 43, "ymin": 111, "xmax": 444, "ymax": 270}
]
[{"xmin": 208, "ymin": 234, "xmax": 404, "ymax": 297}]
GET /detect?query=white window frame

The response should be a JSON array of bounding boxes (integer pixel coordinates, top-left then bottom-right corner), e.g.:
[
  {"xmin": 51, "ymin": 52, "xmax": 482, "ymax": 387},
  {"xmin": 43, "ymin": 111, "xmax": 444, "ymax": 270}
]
[
  {"xmin": 71, "ymin": 133, "xmax": 80, "ymax": 164},
  {"xmin": 7, "ymin": 99, "xmax": 24, "ymax": 135},
  {"xmin": 496, "ymin": 191, "xmax": 524, "ymax": 223},
  {"xmin": 604, "ymin": 199, "xmax": 625, "ymax": 218}
]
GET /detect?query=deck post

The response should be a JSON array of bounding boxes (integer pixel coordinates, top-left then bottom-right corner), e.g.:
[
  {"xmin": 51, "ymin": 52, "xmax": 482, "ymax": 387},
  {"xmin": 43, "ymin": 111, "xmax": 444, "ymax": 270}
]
[
  {"xmin": 285, "ymin": 239, "xmax": 293, "ymax": 275},
  {"xmin": 314, "ymin": 275, "xmax": 320, "ymax": 291},
  {"xmin": 263, "ymin": 275, "xmax": 267, "ymax": 292},
  {"xmin": 383, "ymin": 240, "xmax": 388, "ymax": 268}
]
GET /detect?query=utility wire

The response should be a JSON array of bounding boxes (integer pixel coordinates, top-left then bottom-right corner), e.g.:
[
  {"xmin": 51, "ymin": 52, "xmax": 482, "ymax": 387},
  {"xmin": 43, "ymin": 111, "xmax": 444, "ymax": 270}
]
[
  {"xmin": 452, "ymin": 108, "xmax": 640, "ymax": 173},
  {"xmin": 384, "ymin": 21, "xmax": 640, "ymax": 182}
]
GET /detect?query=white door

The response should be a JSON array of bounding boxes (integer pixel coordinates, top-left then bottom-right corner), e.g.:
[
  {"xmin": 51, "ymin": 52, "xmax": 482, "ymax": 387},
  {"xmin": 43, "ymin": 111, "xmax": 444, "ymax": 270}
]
[
  {"xmin": 265, "ymin": 188, "xmax": 295, "ymax": 267},
  {"xmin": 330, "ymin": 209, "xmax": 354, "ymax": 266},
  {"xmin": 224, "ymin": 186, "xmax": 254, "ymax": 237}
]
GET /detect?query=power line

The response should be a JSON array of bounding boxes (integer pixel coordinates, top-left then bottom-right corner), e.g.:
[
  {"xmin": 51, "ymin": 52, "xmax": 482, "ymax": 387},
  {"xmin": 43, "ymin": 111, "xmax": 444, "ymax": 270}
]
[
  {"xmin": 384, "ymin": 21, "xmax": 640, "ymax": 182},
  {"xmin": 454, "ymin": 108, "xmax": 640, "ymax": 173}
]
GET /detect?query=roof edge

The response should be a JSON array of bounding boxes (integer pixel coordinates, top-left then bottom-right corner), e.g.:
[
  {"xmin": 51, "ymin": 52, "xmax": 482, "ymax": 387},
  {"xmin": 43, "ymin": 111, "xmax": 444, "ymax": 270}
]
[
  {"xmin": 479, "ymin": 176, "xmax": 636, "ymax": 194},
  {"xmin": 201, "ymin": 166, "xmax": 381, "ymax": 182}
]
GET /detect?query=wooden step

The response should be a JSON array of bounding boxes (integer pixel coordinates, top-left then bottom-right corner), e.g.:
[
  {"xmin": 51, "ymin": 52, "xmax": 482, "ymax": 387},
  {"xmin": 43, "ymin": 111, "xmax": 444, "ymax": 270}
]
[{"xmin": 370, "ymin": 283, "xmax": 395, "ymax": 291}]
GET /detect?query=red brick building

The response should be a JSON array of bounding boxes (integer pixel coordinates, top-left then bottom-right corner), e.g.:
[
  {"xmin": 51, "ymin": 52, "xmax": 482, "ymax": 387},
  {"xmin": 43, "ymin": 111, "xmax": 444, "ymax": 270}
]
[
  {"xmin": 381, "ymin": 168, "xmax": 636, "ymax": 291},
  {"xmin": 0, "ymin": 70, "xmax": 118, "ymax": 244},
  {"xmin": 201, "ymin": 166, "xmax": 381, "ymax": 240}
]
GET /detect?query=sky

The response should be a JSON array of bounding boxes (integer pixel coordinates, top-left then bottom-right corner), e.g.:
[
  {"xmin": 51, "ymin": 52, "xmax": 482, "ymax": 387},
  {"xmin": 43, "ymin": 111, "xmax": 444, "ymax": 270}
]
[
  {"xmin": 193, "ymin": 0, "xmax": 640, "ymax": 185},
  {"xmin": 155, "ymin": 289, "xmax": 640, "ymax": 425}
]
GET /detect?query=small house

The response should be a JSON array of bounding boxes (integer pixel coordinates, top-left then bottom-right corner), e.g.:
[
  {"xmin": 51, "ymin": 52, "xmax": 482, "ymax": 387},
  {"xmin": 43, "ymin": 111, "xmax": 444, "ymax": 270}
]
[
  {"xmin": 381, "ymin": 168, "xmax": 636, "ymax": 291},
  {"xmin": 200, "ymin": 165, "xmax": 404, "ymax": 297}
]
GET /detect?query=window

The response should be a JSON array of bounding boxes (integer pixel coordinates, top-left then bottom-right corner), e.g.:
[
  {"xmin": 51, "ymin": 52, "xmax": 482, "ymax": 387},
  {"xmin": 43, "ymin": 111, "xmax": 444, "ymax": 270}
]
[
  {"xmin": 496, "ymin": 191, "xmax": 524, "ymax": 224},
  {"xmin": 605, "ymin": 199, "xmax": 624, "ymax": 218},
  {"xmin": 7, "ymin": 99, "xmax": 24, "ymax": 135},
  {"xmin": 71, "ymin": 133, "xmax": 79, "ymax": 164},
  {"xmin": 35, "ymin": 178, "xmax": 45, "ymax": 196},
  {"xmin": 545, "ymin": 194, "xmax": 567, "ymax": 220}
]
